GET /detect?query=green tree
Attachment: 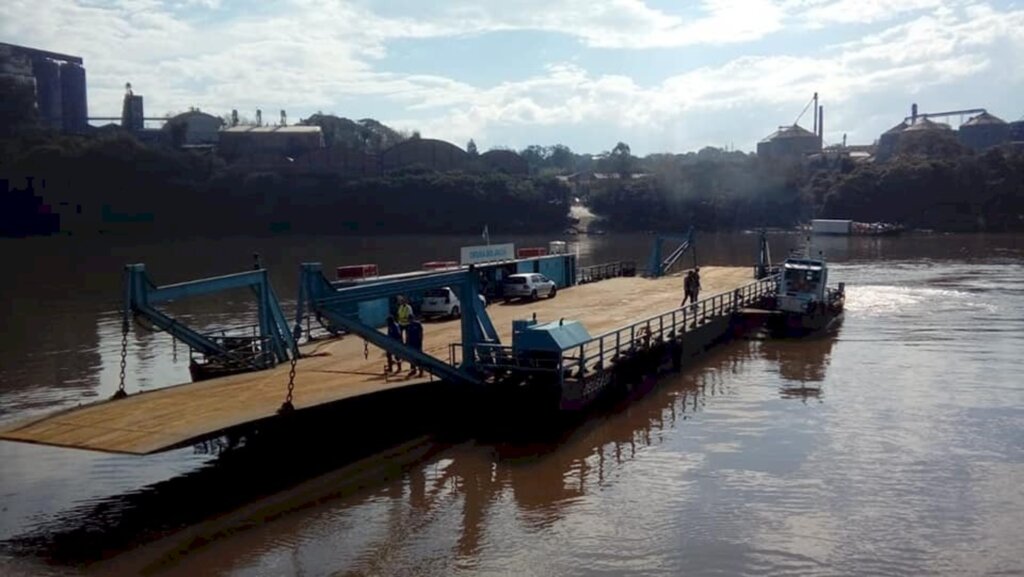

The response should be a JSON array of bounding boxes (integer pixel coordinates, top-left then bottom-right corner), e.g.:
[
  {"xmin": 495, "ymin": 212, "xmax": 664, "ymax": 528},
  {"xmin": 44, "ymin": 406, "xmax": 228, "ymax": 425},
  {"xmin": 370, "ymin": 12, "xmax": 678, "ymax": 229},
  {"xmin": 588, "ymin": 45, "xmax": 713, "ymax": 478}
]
[
  {"xmin": 548, "ymin": 144, "xmax": 575, "ymax": 172},
  {"xmin": 609, "ymin": 141, "xmax": 635, "ymax": 176}
]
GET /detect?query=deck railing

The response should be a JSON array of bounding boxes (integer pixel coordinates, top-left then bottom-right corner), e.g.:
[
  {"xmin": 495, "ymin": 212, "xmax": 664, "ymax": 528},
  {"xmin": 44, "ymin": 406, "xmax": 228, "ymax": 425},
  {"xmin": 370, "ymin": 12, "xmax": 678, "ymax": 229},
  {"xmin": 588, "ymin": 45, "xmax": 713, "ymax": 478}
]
[
  {"xmin": 450, "ymin": 274, "xmax": 779, "ymax": 380},
  {"xmin": 577, "ymin": 261, "xmax": 637, "ymax": 284}
]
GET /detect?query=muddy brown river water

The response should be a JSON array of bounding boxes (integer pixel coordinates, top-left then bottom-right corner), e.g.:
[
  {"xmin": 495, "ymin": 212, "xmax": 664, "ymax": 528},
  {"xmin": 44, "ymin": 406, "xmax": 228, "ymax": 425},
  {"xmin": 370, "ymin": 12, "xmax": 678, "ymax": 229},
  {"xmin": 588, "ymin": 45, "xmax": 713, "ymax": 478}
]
[{"xmin": 1, "ymin": 232, "xmax": 1021, "ymax": 576}]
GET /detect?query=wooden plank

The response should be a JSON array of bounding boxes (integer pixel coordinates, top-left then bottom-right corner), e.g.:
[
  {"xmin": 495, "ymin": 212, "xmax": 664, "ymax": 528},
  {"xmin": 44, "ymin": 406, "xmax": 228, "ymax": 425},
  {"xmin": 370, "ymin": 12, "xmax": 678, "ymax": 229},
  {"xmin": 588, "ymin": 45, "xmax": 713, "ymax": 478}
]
[{"xmin": 0, "ymin": 267, "xmax": 753, "ymax": 455}]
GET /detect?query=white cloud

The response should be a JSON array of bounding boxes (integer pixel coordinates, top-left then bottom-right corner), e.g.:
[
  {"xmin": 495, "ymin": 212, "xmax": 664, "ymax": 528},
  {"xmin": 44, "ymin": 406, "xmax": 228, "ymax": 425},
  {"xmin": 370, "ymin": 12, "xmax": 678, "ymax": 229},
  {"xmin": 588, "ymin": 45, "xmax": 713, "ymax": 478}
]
[
  {"xmin": 1, "ymin": 0, "xmax": 1022, "ymax": 153},
  {"xmin": 793, "ymin": 0, "xmax": 948, "ymax": 27},
  {"xmin": 400, "ymin": 3, "xmax": 1024, "ymax": 149},
  {"xmin": 347, "ymin": 0, "xmax": 787, "ymax": 48}
]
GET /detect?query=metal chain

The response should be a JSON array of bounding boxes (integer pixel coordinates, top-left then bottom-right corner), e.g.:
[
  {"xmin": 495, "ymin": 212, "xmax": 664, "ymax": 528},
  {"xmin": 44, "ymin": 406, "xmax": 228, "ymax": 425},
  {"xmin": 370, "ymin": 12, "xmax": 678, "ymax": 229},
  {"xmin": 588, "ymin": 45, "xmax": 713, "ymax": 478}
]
[
  {"xmin": 363, "ymin": 339, "xmax": 369, "ymax": 360},
  {"xmin": 279, "ymin": 354, "xmax": 298, "ymax": 414},
  {"xmin": 112, "ymin": 316, "xmax": 129, "ymax": 400}
]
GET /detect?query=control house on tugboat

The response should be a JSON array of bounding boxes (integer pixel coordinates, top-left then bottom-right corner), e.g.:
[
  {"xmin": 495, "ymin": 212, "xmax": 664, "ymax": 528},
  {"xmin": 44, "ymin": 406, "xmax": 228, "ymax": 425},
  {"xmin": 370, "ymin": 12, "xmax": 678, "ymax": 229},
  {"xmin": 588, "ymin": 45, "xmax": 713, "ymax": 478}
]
[{"xmin": 770, "ymin": 257, "xmax": 845, "ymax": 336}]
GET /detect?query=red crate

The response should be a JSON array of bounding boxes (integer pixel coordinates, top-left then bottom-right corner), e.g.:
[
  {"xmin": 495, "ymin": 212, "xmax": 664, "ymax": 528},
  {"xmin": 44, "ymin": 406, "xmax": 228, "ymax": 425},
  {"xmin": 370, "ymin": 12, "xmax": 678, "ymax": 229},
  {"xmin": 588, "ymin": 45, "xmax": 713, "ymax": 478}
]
[
  {"xmin": 336, "ymin": 264, "xmax": 379, "ymax": 280},
  {"xmin": 422, "ymin": 261, "xmax": 458, "ymax": 270},
  {"xmin": 517, "ymin": 247, "xmax": 548, "ymax": 258}
]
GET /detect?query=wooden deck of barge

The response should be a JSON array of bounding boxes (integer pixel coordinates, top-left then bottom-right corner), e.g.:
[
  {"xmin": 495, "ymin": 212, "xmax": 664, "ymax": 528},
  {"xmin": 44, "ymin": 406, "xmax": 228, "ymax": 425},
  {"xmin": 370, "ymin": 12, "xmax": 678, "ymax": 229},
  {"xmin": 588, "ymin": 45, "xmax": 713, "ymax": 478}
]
[{"xmin": 0, "ymin": 267, "xmax": 753, "ymax": 455}]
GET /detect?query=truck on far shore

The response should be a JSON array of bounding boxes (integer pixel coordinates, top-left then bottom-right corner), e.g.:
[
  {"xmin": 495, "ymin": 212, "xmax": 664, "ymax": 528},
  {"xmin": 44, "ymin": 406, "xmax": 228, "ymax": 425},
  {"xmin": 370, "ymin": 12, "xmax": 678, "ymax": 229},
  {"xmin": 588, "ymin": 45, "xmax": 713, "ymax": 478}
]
[
  {"xmin": 811, "ymin": 219, "xmax": 852, "ymax": 235},
  {"xmin": 810, "ymin": 219, "xmax": 903, "ymax": 236}
]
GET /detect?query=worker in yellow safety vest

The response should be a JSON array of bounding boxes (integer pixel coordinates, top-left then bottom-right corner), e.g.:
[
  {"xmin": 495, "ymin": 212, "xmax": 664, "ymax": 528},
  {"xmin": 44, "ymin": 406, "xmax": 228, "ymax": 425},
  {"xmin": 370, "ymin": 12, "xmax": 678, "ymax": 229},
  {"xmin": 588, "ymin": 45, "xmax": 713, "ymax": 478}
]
[{"xmin": 396, "ymin": 295, "xmax": 414, "ymax": 336}]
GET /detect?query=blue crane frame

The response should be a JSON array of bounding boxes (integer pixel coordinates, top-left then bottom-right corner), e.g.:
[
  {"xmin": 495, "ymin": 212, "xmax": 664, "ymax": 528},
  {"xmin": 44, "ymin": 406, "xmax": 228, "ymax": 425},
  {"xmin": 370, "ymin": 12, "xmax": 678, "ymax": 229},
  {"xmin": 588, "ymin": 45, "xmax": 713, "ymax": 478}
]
[
  {"xmin": 293, "ymin": 263, "xmax": 499, "ymax": 386},
  {"xmin": 646, "ymin": 227, "xmax": 696, "ymax": 278},
  {"xmin": 123, "ymin": 264, "xmax": 297, "ymax": 372}
]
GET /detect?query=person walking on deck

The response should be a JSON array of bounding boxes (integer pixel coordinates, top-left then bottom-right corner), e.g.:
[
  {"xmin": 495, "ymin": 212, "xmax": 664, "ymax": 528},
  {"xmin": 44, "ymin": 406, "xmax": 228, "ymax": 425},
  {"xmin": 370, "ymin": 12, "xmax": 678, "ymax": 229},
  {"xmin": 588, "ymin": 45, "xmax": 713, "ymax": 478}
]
[
  {"xmin": 405, "ymin": 318, "xmax": 425, "ymax": 378},
  {"xmin": 692, "ymin": 267, "xmax": 702, "ymax": 302},
  {"xmin": 385, "ymin": 315, "xmax": 403, "ymax": 373},
  {"xmin": 396, "ymin": 295, "xmax": 413, "ymax": 335},
  {"xmin": 681, "ymin": 271, "xmax": 695, "ymax": 307}
]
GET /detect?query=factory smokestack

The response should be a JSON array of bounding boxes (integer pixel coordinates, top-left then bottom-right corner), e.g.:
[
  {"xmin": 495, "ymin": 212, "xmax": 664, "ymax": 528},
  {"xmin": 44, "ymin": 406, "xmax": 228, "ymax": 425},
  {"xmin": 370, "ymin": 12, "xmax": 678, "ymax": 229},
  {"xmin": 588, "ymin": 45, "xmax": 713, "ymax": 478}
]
[
  {"xmin": 911, "ymin": 103, "xmax": 918, "ymax": 124},
  {"xmin": 256, "ymin": 109, "xmax": 262, "ymax": 127},
  {"xmin": 818, "ymin": 105, "xmax": 824, "ymax": 141},
  {"xmin": 813, "ymin": 92, "xmax": 818, "ymax": 134}
]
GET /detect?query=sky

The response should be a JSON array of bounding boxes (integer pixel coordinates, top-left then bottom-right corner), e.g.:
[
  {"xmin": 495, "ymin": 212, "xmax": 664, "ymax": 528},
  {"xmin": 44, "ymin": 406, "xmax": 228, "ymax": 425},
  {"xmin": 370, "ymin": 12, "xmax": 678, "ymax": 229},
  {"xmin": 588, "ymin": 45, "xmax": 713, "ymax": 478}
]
[{"xmin": 3, "ymin": 0, "xmax": 1023, "ymax": 155}]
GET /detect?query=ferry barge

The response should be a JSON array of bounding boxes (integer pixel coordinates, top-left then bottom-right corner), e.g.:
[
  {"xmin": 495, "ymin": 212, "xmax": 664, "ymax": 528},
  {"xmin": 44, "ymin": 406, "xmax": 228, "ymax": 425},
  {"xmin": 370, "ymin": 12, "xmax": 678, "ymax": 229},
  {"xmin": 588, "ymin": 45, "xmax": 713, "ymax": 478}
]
[{"xmin": 1, "ymin": 235, "xmax": 799, "ymax": 455}]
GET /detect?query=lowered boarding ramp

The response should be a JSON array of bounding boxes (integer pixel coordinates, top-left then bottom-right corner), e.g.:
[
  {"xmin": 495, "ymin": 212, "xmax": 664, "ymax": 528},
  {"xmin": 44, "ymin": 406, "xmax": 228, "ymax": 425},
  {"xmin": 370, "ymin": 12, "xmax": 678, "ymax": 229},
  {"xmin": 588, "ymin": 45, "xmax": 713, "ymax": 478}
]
[{"xmin": 0, "ymin": 263, "xmax": 498, "ymax": 454}]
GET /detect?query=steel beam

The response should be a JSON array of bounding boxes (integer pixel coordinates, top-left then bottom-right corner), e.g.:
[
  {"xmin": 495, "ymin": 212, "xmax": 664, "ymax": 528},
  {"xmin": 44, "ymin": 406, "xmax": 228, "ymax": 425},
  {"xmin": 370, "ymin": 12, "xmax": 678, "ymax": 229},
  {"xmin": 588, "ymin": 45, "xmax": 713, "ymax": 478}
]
[
  {"xmin": 298, "ymin": 262, "xmax": 498, "ymax": 380},
  {"xmin": 316, "ymin": 308, "xmax": 480, "ymax": 386},
  {"xmin": 123, "ymin": 263, "xmax": 296, "ymax": 364}
]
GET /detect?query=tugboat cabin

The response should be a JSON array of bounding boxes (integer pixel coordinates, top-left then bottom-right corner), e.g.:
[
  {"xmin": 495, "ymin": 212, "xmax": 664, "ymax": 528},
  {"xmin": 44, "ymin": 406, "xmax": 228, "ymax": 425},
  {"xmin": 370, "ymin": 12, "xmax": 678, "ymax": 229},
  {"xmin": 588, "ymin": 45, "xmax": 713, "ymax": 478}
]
[{"xmin": 777, "ymin": 258, "xmax": 828, "ymax": 313}]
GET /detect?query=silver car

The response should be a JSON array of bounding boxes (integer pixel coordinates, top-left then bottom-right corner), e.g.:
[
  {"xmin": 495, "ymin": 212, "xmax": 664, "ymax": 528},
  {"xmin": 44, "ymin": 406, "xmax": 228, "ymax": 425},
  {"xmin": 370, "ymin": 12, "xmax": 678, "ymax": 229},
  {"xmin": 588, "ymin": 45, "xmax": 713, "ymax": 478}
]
[{"xmin": 502, "ymin": 273, "xmax": 557, "ymax": 302}]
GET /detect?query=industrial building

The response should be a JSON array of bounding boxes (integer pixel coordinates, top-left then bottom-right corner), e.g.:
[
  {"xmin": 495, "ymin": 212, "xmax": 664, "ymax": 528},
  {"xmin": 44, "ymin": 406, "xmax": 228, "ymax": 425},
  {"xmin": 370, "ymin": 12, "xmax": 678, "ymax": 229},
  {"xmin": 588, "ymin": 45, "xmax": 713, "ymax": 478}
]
[
  {"xmin": 218, "ymin": 125, "xmax": 324, "ymax": 159},
  {"xmin": 876, "ymin": 121, "xmax": 908, "ymax": 161},
  {"xmin": 958, "ymin": 112, "xmax": 1009, "ymax": 151},
  {"xmin": 120, "ymin": 84, "xmax": 145, "ymax": 131},
  {"xmin": 380, "ymin": 138, "xmax": 469, "ymax": 173},
  {"xmin": 905, "ymin": 117, "xmax": 953, "ymax": 133},
  {"xmin": 877, "ymin": 104, "xmax": 1020, "ymax": 160},
  {"xmin": 757, "ymin": 124, "xmax": 822, "ymax": 160},
  {"xmin": 0, "ymin": 42, "xmax": 87, "ymax": 133},
  {"xmin": 757, "ymin": 93, "xmax": 825, "ymax": 161},
  {"xmin": 162, "ymin": 109, "xmax": 224, "ymax": 146},
  {"xmin": 479, "ymin": 149, "xmax": 529, "ymax": 175}
]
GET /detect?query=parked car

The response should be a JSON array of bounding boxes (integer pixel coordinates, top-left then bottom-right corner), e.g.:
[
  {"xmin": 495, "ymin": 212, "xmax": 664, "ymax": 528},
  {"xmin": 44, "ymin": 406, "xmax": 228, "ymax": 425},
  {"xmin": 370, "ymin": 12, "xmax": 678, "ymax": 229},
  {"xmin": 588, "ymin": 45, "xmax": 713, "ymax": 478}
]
[
  {"xmin": 420, "ymin": 287, "xmax": 487, "ymax": 319},
  {"xmin": 502, "ymin": 273, "xmax": 557, "ymax": 302}
]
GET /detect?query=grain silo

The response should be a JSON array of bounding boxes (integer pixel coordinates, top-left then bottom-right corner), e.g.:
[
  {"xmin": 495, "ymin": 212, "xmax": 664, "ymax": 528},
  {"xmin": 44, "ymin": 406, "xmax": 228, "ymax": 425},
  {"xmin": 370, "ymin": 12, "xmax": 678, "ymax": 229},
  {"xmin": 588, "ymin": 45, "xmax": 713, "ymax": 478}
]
[
  {"xmin": 958, "ymin": 112, "xmax": 1009, "ymax": 151},
  {"xmin": 904, "ymin": 117, "xmax": 952, "ymax": 133},
  {"xmin": 876, "ymin": 121, "xmax": 908, "ymax": 161},
  {"xmin": 0, "ymin": 43, "xmax": 87, "ymax": 133},
  {"xmin": 32, "ymin": 57, "xmax": 62, "ymax": 130},
  {"xmin": 756, "ymin": 124, "xmax": 821, "ymax": 160},
  {"xmin": 59, "ymin": 62, "xmax": 88, "ymax": 132}
]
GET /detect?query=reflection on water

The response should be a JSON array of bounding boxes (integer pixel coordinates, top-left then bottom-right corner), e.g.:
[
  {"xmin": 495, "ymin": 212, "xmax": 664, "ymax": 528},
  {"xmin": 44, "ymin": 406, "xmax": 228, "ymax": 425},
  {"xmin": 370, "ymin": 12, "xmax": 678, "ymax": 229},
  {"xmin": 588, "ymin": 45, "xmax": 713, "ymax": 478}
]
[
  {"xmin": 755, "ymin": 333, "xmax": 838, "ymax": 402},
  {"xmin": 1, "ymin": 233, "xmax": 1023, "ymax": 576}
]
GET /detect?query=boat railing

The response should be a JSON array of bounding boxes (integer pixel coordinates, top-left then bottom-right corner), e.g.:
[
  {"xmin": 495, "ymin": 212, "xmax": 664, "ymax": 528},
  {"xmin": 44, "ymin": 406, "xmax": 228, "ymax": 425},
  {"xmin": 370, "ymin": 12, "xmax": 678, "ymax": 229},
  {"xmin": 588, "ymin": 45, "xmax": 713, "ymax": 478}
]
[
  {"xmin": 189, "ymin": 330, "xmax": 277, "ymax": 369},
  {"xmin": 183, "ymin": 322, "xmax": 291, "ymax": 371},
  {"xmin": 451, "ymin": 274, "xmax": 779, "ymax": 381},
  {"xmin": 562, "ymin": 276, "xmax": 777, "ymax": 380}
]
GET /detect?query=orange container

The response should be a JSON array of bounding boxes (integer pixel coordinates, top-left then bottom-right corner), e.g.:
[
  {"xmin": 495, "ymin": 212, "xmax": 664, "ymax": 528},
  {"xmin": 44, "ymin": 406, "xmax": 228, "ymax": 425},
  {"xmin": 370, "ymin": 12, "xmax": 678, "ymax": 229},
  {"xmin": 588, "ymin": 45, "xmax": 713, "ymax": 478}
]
[{"xmin": 336, "ymin": 264, "xmax": 379, "ymax": 280}]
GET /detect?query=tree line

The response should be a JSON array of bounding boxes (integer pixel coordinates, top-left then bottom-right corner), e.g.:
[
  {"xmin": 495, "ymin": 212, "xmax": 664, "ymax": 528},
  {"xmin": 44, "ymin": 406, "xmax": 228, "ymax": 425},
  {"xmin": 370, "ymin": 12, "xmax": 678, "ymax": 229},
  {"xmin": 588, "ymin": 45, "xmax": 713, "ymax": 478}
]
[
  {"xmin": 0, "ymin": 132, "xmax": 570, "ymax": 236},
  {"xmin": 575, "ymin": 135, "xmax": 1024, "ymax": 233},
  {"xmin": 3, "ymin": 73, "xmax": 1022, "ymax": 237}
]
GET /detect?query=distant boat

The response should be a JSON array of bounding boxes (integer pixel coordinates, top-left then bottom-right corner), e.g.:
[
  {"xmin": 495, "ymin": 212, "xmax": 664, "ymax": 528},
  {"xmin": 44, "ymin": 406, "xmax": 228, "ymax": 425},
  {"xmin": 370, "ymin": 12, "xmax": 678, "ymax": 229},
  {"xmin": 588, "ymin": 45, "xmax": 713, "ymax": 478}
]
[
  {"xmin": 810, "ymin": 219, "xmax": 903, "ymax": 236},
  {"xmin": 851, "ymin": 221, "xmax": 904, "ymax": 236}
]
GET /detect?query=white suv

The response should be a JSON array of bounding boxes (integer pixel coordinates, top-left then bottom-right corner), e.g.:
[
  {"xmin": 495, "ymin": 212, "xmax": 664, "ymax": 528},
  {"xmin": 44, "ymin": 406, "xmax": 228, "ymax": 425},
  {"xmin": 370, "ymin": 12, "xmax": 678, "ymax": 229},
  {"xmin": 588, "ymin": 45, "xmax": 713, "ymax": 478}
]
[
  {"xmin": 420, "ymin": 287, "xmax": 487, "ymax": 318},
  {"xmin": 502, "ymin": 273, "xmax": 557, "ymax": 302}
]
